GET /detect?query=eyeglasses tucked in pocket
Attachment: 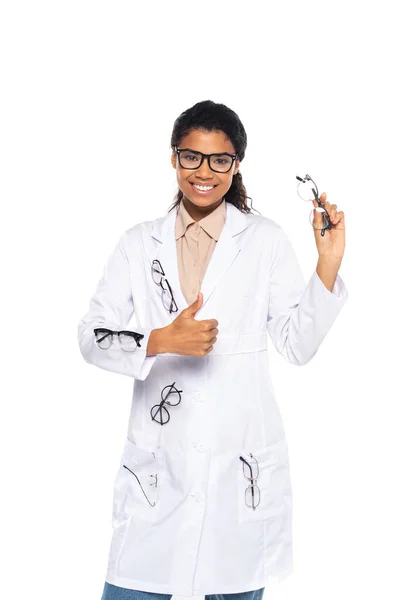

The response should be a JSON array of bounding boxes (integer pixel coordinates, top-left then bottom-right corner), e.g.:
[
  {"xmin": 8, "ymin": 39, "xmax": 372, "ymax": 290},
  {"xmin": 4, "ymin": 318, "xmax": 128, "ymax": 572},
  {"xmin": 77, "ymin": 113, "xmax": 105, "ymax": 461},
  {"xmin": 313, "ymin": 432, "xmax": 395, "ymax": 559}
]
[
  {"xmin": 238, "ymin": 437, "xmax": 291, "ymax": 524},
  {"xmin": 112, "ymin": 438, "xmax": 163, "ymax": 526}
]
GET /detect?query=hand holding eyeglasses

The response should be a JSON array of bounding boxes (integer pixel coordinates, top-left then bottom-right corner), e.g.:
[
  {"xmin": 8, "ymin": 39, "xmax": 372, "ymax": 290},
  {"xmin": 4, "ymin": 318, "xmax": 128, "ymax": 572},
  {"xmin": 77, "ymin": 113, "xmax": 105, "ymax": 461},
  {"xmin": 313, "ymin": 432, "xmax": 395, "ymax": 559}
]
[
  {"xmin": 296, "ymin": 174, "xmax": 346, "ymax": 262},
  {"xmin": 312, "ymin": 191, "xmax": 346, "ymax": 261}
]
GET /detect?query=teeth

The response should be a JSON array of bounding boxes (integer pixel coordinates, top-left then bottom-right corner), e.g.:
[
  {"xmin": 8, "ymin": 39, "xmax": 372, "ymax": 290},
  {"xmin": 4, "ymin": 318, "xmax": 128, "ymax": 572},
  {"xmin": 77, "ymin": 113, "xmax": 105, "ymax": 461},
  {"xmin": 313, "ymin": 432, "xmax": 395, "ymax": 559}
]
[{"xmin": 193, "ymin": 184, "xmax": 214, "ymax": 191}]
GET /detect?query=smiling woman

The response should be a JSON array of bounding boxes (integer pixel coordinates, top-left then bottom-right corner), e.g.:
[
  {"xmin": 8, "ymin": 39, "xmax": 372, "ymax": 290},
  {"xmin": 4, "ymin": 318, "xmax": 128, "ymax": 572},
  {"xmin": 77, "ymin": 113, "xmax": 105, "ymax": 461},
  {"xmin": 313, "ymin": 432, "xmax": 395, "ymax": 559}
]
[{"xmin": 77, "ymin": 99, "xmax": 349, "ymax": 600}]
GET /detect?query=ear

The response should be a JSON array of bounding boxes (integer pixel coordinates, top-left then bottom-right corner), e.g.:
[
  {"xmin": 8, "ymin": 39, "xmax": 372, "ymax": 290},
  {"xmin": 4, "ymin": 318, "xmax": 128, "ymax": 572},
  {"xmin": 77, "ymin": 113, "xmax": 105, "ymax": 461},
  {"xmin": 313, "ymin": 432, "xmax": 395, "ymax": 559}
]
[
  {"xmin": 171, "ymin": 150, "xmax": 177, "ymax": 169},
  {"xmin": 233, "ymin": 159, "xmax": 240, "ymax": 176}
]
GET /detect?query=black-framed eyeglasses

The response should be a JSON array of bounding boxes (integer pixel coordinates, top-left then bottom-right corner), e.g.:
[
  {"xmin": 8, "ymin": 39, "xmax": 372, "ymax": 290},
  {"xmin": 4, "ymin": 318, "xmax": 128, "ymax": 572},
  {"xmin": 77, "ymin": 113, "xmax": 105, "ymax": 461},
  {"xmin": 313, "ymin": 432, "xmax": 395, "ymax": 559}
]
[
  {"xmin": 151, "ymin": 259, "xmax": 178, "ymax": 313},
  {"xmin": 296, "ymin": 173, "xmax": 333, "ymax": 237},
  {"xmin": 173, "ymin": 145, "xmax": 237, "ymax": 173},
  {"xmin": 93, "ymin": 328, "xmax": 144, "ymax": 352},
  {"xmin": 239, "ymin": 453, "xmax": 260, "ymax": 510},
  {"xmin": 122, "ymin": 463, "xmax": 158, "ymax": 507},
  {"xmin": 150, "ymin": 381, "xmax": 182, "ymax": 426}
]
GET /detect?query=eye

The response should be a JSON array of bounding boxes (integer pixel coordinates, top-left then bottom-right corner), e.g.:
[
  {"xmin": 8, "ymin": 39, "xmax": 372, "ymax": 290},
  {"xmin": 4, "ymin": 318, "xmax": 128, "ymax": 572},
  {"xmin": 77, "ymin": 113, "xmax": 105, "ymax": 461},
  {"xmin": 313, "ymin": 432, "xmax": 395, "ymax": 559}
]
[
  {"xmin": 181, "ymin": 152, "xmax": 200, "ymax": 162},
  {"xmin": 211, "ymin": 155, "xmax": 231, "ymax": 166}
]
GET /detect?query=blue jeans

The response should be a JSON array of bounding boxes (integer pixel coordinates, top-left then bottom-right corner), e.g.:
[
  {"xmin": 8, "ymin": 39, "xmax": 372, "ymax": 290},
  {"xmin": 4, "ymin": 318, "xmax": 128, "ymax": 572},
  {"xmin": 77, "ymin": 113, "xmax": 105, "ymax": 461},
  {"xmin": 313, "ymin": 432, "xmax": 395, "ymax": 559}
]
[{"xmin": 101, "ymin": 582, "xmax": 265, "ymax": 600}]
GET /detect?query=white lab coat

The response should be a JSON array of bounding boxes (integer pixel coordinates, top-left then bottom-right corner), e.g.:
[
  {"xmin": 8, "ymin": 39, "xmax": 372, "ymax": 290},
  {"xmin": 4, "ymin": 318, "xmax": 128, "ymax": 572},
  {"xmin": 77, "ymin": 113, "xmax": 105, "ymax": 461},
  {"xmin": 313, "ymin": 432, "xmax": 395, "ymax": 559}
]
[{"xmin": 78, "ymin": 202, "xmax": 348, "ymax": 596}]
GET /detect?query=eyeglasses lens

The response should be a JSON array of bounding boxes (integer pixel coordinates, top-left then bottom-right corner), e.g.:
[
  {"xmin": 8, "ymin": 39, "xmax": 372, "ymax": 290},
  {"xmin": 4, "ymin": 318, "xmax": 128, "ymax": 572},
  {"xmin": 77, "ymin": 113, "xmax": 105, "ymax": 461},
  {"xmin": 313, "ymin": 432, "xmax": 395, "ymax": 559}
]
[
  {"xmin": 152, "ymin": 263, "xmax": 163, "ymax": 285},
  {"xmin": 161, "ymin": 385, "xmax": 181, "ymax": 406},
  {"xmin": 95, "ymin": 330, "xmax": 112, "ymax": 349},
  {"xmin": 309, "ymin": 207, "xmax": 330, "ymax": 230},
  {"xmin": 119, "ymin": 333, "xmax": 139, "ymax": 353},
  {"xmin": 162, "ymin": 289, "xmax": 176, "ymax": 312},
  {"xmin": 151, "ymin": 404, "xmax": 170, "ymax": 425},
  {"xmin": 245, "ymin": 484, "xmax": 261, "ymax": 508},
  {"xmin": 242, "ymin": 456, "xmax": 259, "ymax": 480},
  {"xmin": 297, "ymin": 178, "xmax": 318, "ymax": 202}
]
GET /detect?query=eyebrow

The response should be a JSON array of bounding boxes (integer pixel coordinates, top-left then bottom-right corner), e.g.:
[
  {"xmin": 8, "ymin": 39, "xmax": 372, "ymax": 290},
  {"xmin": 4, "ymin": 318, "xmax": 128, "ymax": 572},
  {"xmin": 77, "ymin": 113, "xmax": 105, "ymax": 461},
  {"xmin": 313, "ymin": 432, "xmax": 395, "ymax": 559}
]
[{"xmin": 180, "ymin": 147, "xmax": 234, "ymax": 155}]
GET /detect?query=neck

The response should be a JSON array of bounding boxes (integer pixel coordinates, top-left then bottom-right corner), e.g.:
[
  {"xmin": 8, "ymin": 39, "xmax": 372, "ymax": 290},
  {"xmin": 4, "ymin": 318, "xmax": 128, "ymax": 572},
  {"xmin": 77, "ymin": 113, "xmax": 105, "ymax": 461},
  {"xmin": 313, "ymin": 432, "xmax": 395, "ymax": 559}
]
[{"xmin": 181, "ymin": 197, "xmax": 224, "ymax": 221}]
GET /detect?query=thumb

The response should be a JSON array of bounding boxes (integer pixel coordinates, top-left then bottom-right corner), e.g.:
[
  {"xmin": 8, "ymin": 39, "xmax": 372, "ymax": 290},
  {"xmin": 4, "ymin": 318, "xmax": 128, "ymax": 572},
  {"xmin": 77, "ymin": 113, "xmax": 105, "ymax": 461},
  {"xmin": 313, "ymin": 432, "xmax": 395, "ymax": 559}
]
[{"xmin": 186, "ymin": 291, "xmax": 203, "ymax": 317}]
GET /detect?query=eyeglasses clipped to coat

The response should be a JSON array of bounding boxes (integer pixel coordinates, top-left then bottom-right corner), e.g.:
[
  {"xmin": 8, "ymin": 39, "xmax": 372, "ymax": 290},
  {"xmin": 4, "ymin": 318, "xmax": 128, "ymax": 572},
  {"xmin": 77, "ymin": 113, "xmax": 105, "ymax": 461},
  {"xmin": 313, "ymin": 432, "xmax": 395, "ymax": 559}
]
[
  {"xmin": 239, "ymin": 453, "xmax": 261, "ymax": 510},
  {"xmin": 151, "ymin": 259, "xmax": 178, "ymax": 313},
  {"xmin": 94, "ymin": 328, "xmax": 144, "ymax": 352}
]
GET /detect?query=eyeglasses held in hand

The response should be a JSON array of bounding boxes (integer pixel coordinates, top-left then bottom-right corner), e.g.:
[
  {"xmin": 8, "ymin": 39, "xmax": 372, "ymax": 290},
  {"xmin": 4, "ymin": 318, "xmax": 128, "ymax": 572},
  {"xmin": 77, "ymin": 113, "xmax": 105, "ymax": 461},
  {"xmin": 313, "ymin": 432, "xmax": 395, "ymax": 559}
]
[
  {"xmin": 93, "ymin": 328, "xmax": 144, "ymax": 352},
  {"xmin": 296, "ymin": 173, "xmax": 333, "ymax": 237},
  {"xmin": 173, "ymin": 145, "xmax": 238, "ymax": 174},
  {"xmin": 151, "ymin": 259, "xmax": 178, "ymax": 313},
  {"xmin": 239, "ymin": 453, "xmax": 260, "ymax": 510},
  {"xmin": 150, "ymin": 381, "xmax": 182, "ymax": 426}
]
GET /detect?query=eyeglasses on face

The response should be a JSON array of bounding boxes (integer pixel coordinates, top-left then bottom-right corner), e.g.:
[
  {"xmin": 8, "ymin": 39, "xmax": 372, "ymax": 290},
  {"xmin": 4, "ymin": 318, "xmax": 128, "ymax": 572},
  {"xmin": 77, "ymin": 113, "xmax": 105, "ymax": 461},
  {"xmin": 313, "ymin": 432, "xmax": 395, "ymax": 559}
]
[
  {"xmin": 296, "ymin": 173, "xmax": 333, "ymax": 237},
  {"xmin": 173, "ymin": 145, "xmax": 237, "ymax": 173},
  {"xmin": 93, "ymin": 328, "xmax": 144, "ymax": 351}
]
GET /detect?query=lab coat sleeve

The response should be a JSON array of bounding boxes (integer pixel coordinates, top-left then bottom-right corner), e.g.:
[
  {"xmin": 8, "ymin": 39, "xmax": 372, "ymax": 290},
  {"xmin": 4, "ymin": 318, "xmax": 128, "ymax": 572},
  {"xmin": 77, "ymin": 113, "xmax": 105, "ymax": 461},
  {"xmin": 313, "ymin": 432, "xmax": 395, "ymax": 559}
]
[
  {"xmin": 77, "ymin": 231, "xmax": 157, "ymax": 380},
  {"xmin": 267, "ymin": 227, "xmax": 348, "ymax": 366}
]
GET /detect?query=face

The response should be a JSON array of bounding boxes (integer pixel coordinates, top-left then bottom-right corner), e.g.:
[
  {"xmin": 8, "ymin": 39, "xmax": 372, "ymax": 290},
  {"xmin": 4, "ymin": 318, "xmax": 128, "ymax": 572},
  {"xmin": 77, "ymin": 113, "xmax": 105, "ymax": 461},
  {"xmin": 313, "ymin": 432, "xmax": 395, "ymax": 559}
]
[{"xmin": 171, "ymin": 129, "xmax": 240, "ymax": 216}]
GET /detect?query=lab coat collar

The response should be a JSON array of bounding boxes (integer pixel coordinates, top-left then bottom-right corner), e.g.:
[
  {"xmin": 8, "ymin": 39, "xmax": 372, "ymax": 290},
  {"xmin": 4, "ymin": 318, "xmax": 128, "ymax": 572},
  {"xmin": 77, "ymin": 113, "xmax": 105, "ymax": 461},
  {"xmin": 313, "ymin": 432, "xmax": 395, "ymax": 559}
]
[
  {"xmin": 175, "ymin": 198, "xmax": 226, "ymax": 242},
  {"xmin": 150, "ymin": 201, "xmax": 248, "ymax": 317}
]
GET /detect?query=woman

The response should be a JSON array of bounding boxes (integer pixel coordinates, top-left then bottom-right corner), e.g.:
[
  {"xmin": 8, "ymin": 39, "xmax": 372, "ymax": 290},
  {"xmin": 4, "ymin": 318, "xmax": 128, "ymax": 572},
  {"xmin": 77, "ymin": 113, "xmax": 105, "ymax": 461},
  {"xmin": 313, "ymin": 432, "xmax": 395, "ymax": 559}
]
[{"xmin": 78, "ymin": 100, "xmax": 348, "ymax": 600}]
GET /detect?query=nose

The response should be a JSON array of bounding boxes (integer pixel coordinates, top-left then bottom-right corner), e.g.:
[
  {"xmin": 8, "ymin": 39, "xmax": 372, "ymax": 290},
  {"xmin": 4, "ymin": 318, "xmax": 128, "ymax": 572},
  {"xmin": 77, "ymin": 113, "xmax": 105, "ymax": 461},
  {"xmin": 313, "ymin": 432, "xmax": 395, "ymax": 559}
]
[{"xmin": 196, "ymin": 156, "xmax": 214, "ymax": 179}]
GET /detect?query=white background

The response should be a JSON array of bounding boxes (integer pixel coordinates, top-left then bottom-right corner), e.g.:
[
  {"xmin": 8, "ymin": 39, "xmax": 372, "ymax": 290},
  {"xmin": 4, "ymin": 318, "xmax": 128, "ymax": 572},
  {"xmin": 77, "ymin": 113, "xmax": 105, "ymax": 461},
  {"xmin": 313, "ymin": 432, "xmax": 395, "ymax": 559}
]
[{"xmin": 1, "ymin": 1, "xmax": 399, "ymax": 599}]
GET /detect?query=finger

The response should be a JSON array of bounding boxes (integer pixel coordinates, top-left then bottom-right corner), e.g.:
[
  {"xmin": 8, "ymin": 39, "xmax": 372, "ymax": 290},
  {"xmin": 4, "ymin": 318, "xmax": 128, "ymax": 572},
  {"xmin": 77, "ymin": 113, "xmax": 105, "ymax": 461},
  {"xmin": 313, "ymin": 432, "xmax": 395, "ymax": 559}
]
[
  {"xmin": 319, "ymin": 192, "xmax": 327, "ymax": 204},
  {"xmin": 329, "ymin": 203, "xmax": 337, "ymax": 221},
  {"xmin": 311, "ymin": 205, "xmax": 324, "ymax": 228},
  {"xmin": 331, "ymin": 210, "xmax": 345, "ymax": 224}
]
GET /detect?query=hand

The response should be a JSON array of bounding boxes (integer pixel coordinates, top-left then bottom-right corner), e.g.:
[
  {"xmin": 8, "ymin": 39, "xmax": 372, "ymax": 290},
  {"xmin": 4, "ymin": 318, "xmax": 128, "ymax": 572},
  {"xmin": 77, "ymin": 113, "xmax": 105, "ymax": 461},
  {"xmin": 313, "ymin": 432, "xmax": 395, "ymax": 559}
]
[
  {"xmin": 163, "ymin": 292, "xmax": 219, "ymax": 356},
  {"xmin": 312, "ymin": 192, "xmax": 346, "ymax": 261}
]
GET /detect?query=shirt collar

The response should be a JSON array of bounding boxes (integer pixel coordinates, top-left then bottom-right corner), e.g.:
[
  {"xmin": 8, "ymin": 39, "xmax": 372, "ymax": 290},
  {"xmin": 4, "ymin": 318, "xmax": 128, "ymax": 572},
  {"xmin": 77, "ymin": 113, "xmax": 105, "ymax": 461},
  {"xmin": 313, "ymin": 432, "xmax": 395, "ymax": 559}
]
[{"xmin": 175, "ymin": 198, "xmax": 226, "ymax": 241}]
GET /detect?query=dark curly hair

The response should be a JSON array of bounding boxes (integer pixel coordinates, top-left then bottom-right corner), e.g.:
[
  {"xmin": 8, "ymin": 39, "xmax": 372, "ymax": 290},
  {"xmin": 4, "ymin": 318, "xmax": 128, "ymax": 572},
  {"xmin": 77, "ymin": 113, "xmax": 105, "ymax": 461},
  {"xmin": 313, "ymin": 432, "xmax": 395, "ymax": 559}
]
[{"xmin": 168, "ymin": 100, "xmax": 260, "ymax": 215}]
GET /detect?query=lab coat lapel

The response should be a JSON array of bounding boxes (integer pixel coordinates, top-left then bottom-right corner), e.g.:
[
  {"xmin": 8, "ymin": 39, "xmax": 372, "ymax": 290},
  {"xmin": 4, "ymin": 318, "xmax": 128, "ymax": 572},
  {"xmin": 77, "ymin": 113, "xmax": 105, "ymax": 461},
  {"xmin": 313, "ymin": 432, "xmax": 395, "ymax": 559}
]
[{"xmin": 149, "ymin": 202, "xmax": 248, "ymax": 320}]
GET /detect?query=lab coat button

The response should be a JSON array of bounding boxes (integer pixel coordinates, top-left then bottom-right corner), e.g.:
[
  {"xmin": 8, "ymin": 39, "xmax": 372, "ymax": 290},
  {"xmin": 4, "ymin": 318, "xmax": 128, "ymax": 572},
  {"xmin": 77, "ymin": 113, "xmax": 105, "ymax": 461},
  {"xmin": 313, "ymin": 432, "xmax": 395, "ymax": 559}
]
[
  {"xmin": 190, "ymin": 491, "xmax": 205, "ymax": 502},
  {"xmin": 194, "ymin": 442, "xmax": 206, "ymax": 452}
]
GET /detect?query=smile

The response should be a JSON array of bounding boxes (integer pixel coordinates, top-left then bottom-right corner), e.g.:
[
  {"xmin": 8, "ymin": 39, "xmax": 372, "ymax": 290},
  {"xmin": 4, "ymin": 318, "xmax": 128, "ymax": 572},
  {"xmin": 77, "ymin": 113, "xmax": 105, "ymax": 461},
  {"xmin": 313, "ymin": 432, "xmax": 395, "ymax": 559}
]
[{"xmin": 190, "ymin": 182, "xmax": 217, "ymax": 194}]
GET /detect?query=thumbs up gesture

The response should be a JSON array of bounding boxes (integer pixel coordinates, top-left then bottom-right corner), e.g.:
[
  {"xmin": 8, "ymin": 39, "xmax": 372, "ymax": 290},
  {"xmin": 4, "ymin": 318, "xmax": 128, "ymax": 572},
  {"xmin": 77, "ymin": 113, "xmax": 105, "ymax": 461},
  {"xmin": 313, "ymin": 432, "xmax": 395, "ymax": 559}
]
[{"xmin": 161, "ymin": 292, "xmax": 219, "ymax": 356}]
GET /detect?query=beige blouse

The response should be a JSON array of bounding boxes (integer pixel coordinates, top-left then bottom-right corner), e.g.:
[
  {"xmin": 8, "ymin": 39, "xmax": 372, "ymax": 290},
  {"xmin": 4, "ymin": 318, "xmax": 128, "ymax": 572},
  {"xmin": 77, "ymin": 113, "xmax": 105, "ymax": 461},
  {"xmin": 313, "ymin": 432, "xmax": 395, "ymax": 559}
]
[{"xmin": 175, "ymin": 198, "xmax": 227, "ymax": 306}]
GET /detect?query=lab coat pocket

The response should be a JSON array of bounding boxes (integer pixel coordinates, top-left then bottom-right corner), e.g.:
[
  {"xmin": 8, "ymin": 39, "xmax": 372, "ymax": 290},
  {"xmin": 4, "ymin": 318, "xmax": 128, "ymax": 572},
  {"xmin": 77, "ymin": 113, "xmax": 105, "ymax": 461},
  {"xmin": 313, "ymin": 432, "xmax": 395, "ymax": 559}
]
[
  {"xmin": 237, "ymin": 438, "xmax": 290, "ymax": 524},
  {"xmin": 112, "ymin": 438, "xmax": 162, "ymax": 525}
]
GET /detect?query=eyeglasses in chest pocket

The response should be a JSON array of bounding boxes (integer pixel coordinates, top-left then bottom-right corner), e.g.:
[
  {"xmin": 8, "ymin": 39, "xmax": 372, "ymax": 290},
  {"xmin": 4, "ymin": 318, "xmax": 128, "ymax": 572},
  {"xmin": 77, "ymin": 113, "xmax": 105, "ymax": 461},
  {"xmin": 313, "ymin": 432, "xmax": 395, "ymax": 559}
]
[
  {"xmin": 237, "ymin": 437, "xmax": 291, "ymax": 524},
  {"xmin": 112, "ymin": 438, "xmax": 163, "ymax": 526}
]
